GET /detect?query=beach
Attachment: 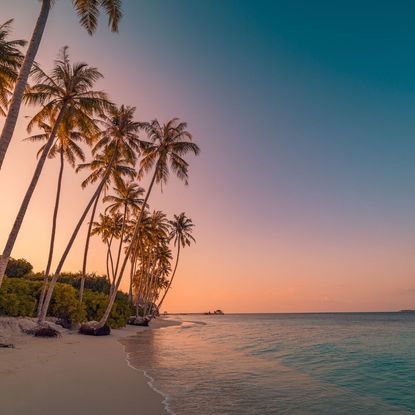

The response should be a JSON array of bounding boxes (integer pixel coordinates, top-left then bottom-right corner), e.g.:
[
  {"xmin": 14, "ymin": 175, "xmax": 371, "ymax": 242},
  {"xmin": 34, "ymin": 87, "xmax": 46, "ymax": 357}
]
[{"xmin": 0, "ymin": 318, "xmax": 180, "ymax": 415}]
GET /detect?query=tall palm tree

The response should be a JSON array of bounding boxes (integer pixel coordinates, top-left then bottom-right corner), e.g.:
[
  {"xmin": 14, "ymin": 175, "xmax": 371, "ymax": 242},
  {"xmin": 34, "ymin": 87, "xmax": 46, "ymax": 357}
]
[
  {"xmin": 0, "ymin": 19, "xmax": 26, "ymax": 116},
  {"xmin": 39, "ymin": 106, "xmax": 143, "ymax": 322},
  {"xmin": 91, "ymin": 212, "xmax": 122, "ymax": 291},
  {"xmin": 94, "ymin": 118, "xmax": 200, "ymax": 330},
  {"xmin": 0, "ymin": 0, "xmax": 122, "ymax": 169},
  {"xmin": 138, "ymin": 210, "xmax": 170, "ymax": 316},
  {"xmin": 157, "ymin": 213, "xmax": 195, "ymax": 313},
  {"xmin": 104, "ymin": 181, "xmax": 145, "ymax": 276},
  {"xmin": 77, "ymin": 105, "xmax": 141, "ymax": 302},
  {"xmin": 24, "ymin": 116, "xmax": 88, "ymax": 316},
  {"xmin": 0, "ymin": 47, "xmax": 110, "ymax": 287}
]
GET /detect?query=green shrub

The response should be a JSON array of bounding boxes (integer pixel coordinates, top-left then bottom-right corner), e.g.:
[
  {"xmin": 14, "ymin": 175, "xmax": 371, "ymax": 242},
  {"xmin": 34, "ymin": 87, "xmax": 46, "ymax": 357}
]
[
  {"xmin": 5, "ymin": 257, "xmax": 33, "ymax": 278},
  {"xmin": 48, "ymin": 283, "xmax": 85, "ymax": 325},
  {"xmin": 0, "ymin": 278, "xmax": 84, "ymax": 324},
  {"xmin": 27, "ymin": 272, "xmax": 111, "ymax": 294},
  {"xmin": 0, "ymin": 278, "xmax": 40, "ymax": 316},
  {"xmin": 83, "ymin": 290, "xmax": 133, "ymax": 329},
  {"xmin": 0, "ymin": 278, "xmax": 132, "ymax": 328}
]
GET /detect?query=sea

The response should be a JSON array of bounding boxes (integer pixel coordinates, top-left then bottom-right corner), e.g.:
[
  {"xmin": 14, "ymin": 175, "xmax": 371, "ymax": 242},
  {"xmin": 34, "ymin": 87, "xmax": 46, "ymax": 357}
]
[{"xmin": 121, "ymin": 313, "xmax": 415, "ymax": 415}]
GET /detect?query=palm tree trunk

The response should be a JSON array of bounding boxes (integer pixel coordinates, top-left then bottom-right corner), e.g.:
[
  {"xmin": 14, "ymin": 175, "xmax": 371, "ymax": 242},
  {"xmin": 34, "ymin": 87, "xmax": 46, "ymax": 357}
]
[
  {"xmin": 96, "ymin": 165, "xmax": 159, "ymax": 328},
  {"xmin": 128, "ymin": 257, "xmax": 134, "ymax": 303},
  {"xmin": 156, "ymin": 243, "xmax": 181, "ymax": 314},
  {"xmin": 135, "ymin": 245, "xmax": 145, "ymax": 317},
  {"xmin": 114, "ymin": 206, "xmax": 127, "ymax": 278},
  {"xmin": 0, "ymin": 105, "xmax": 66, "ymax": 287},
  {"xmin": 38, "ymin": 145, "xmax": 118, "ymax": 323},
  {"xmin": 37, "ymin": 147, "xmax": 64, "ymax": 317},
  {"xmin": 0, "ymin": 0, "xmax": 51, "ymax": 170},
  {"xmin": 144, "ymin": 261, "xmax": 157, "ymax": 317},
  {"xmin": 107, "ymin": 236, "xmax": 116, "ymax": 295},
  {"xmin": 79, "ymin": 193, "xmax": 101, "ymax": 303},
  {"xmin": 105, "ymin": 242, "xmax": 111, "ymax": 287}
]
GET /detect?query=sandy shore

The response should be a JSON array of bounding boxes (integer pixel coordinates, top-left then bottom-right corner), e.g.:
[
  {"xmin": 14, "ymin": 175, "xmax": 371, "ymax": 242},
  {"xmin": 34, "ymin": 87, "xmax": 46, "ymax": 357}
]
[{"xmin": 0, "ymin": 318, "xmax": 181, "ymax": 415}]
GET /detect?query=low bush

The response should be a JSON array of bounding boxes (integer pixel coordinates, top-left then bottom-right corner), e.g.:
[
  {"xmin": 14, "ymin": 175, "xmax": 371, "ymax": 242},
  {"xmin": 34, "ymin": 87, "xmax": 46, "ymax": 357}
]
[
  {"xmin": 0, "ymin": 278, "xmax": 40, "ymax": 317},
  {"xmin": 4, "ymin": 257, "xmax": 33, "ymax": 278},
  {"xmin": 27, "ymin": 272, "xmax": 111, "ymax": 294},
  {"xmin": 83, "ymin": 290, "xmax": 133, "ymax": 329},
  {"xmin": 0, "ymin": 278, "xmax": 133, "ymax": 329}
]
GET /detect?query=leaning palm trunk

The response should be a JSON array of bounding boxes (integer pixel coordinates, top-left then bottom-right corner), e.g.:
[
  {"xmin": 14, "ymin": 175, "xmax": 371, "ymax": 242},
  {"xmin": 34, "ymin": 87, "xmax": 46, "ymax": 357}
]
[
  {"xmin": 129, "ymin": 241, "xmax": 142, "ymax": 303},
  {"xmin": 37, "ymin": 148, "xmax": 64, "ymax": 316},
  {"xmin": 0, "ymin": 0, "xmax": 51, "ymax": 170},
  {"xmin": 144, "ymin": 263, "xmax": 158, "ymax": 317},
  {"xmin": 128, "ymin": 255, "xmax": 135, "ymax": 303},
  {"xmin": 38, "ymin": 146, "xmax": 119, "ymax": 323},
  {"xmin": 0, "ymin": 105, "xmax": 66, "ymax": 287},
  {"xmin": 135, "ymin": 245, "xmax": 146, "ymax": 317},
  {"xmin": 114, "ymin": 207, "xmax": 127, "ymax": 278},
  {"xmin": 79, "ymin": 193, "xmax": 101, "ymax": 303},
  {"xmin": 156, "ymin": 243, "xmax": 181, "ymax": 315},
  {"xmin": 96, "ymin": 166, "xmax": 159, "ymax": 328}
]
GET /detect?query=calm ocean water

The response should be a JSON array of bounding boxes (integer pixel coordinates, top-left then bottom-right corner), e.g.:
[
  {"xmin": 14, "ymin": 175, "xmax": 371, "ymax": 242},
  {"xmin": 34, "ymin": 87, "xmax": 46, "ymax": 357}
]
[{"xmin": 121, "ymin": 313, "xmax": 415, "ymax": 415}]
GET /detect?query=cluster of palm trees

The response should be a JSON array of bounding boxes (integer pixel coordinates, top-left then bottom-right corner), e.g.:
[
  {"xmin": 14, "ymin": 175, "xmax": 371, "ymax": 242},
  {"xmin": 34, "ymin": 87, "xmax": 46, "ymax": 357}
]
[{"xmin": 0, "ymin": 2, "xmax": 199, "ymax": 332}]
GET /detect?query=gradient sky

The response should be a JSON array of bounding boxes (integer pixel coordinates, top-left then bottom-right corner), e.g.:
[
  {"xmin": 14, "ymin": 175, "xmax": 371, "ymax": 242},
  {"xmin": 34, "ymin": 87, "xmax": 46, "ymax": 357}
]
[{"xmin": 1, "ymin": 0, "xmax": 415, "ymax": 312}]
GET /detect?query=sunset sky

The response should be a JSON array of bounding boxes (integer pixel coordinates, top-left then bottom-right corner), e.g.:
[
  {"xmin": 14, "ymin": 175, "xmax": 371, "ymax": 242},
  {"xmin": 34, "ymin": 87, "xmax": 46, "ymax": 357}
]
[{"xmin": 1, "ymin": 0, "xmax": 415, "ymax": 313}]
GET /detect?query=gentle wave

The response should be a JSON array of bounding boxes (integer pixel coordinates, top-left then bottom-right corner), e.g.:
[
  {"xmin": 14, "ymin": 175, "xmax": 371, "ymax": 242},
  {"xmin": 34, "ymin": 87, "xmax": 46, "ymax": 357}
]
[
  {"xmin": 121, "ymin": 313, "xmax": 415, "ymax": 415},
  {"xmin": 122, "ymin": 344, "xmax": 176, "ymax": 415}
]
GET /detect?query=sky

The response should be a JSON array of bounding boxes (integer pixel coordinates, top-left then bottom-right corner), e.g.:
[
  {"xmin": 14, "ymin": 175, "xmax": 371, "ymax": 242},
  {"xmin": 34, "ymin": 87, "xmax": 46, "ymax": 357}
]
[{"xmin": 1, "ymin": 0, "xmax": 415, "ymax": 313}]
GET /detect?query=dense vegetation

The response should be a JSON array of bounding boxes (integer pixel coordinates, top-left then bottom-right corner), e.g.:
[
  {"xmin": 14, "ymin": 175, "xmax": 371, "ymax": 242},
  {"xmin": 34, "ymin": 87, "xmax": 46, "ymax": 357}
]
[{"xmin": 0, "ymin": 271, "xmax": 133, "ymax": 329}]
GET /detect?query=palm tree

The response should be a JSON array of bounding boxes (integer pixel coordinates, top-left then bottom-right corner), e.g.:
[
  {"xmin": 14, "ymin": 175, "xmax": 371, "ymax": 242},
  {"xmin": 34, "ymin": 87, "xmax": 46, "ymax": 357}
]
[
  {"xmin": 91, "ymin": 212, "xmax": 122, "ymax": 291},
  {"xmin": 38, "ymin": 106, "xmax": 143, "ymax": 322},
  {"xmin": 0, "ymin": 19, "xmax": 26, "ymax": 116},
  {"xmin": 104, "ymin": 181, "xmax": 145, "ymax": 276},
  {"xmin": 24, "ymin": 116, "xmax": 88, "ymax": 316},
  {"xmin": 93, "ymin": 118, "xmax": 200, "ymax": 330},
  {"xmin": 0, "ymin": 47, "xmax": 110, "ymax": 287},
  {"xmin": 157, "ymin": 213, "xmax": 195, "ymax": 313},
  {"xmin": 0, "ymin": 0, "xmax": 122, "ymax": 169},
  {"xmin": 77, "ymin": 105, "xmax": 141, "ymax": 302}
]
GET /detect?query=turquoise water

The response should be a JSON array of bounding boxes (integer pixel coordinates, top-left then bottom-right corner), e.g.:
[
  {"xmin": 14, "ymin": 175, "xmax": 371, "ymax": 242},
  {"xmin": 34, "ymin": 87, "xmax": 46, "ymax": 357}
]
[{"xmin": 122, "ymin": 313, "xmax": 415, "ymax": 414}]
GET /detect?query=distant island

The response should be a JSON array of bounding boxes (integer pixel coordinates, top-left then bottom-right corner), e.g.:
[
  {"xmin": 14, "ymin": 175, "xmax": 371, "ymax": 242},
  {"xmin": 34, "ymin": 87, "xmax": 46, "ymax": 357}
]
[
  {"xmin": 399, "ymin": 310, "xmax": 415, "ymax": 313},
  {"xmin": 204, "ymin": 310, "xmax": 225, "ymax": 315}
]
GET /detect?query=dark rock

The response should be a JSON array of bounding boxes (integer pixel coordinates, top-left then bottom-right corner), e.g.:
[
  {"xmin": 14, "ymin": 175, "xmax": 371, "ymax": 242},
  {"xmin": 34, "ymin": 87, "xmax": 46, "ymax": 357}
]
[{"xmin": 79, "ymin": 323, "xmax": 111, "ymax": 336}]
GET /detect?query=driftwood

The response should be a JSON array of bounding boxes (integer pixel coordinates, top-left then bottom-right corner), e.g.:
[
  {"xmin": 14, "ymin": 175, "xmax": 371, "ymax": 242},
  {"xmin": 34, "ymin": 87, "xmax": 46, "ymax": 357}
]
[{"xmin": 0, "ymin": 343, "xmax": 14, "ymax": 348}]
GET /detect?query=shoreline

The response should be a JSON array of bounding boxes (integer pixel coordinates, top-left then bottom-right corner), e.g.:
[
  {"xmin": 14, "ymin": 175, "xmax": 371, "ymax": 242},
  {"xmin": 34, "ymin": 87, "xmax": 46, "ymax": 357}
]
[{"xmin": 0, "ymin": 317, "xmax": 182, "ymax": 415}]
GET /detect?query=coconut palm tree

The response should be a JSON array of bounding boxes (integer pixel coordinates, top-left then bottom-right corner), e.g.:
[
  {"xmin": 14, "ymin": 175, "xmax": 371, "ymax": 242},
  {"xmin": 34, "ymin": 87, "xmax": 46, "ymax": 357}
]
[
  {"xmin": 104, "ymin": 181, "xmax": 145, "ymax": 277},
  {"xmin": 39, "ymin": 106, "xmax": 143, "ymax": 322},
  {"xmin": 92, "ymin": 118, "xmax": 200, "ymax": 331},
  {"xmin": 0, "ymin": 0, "xmax": 122, "ymax": 169},
  {"xmin": 145, "ymin": 241, "xmax": 172, "ymax": 317},
  {"xmin": 0, "ymin": 47, "xmax": 110, "ymax": 287},
  {"xmin": 157, "ymin": 213, "xmax": 195, "ymax": 313},
  {"xmin": 77, "ymin": 105, "xmax": 141, "ymax": 302},
  {"xmin": 24, "ymin": 116, "xmax": 88, "ymax": 316},
  {"xmin": 0, "ymin": 19, "xmax": 26, "ymax": 116},
  {"xmin": 91, "ymin": 212, "xmax": 122, "ymax": 291}
]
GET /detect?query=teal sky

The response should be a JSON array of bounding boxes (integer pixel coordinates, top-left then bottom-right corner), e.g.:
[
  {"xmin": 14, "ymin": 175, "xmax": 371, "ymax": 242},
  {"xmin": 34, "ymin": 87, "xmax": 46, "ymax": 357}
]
[{"xmin": 1, "ymin": 1, "xmax": 415, "ymax": 312}]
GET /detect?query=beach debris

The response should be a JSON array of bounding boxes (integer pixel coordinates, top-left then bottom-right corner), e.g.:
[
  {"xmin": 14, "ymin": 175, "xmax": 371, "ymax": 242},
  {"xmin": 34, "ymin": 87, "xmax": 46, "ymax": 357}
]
[
  {"xmin": 79, "ymin": 321, "xmax": 111, "ymax": 336},
  {"xmin": 0, "ymin": 343, "xmax": 14, "ymax": 348}
]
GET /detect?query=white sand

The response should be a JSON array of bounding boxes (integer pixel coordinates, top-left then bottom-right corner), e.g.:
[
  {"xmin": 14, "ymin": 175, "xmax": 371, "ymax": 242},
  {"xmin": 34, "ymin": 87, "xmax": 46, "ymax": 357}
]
[{"xmin": 0, "ymin": 318, "xmax": 181, "ymax": 415}]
